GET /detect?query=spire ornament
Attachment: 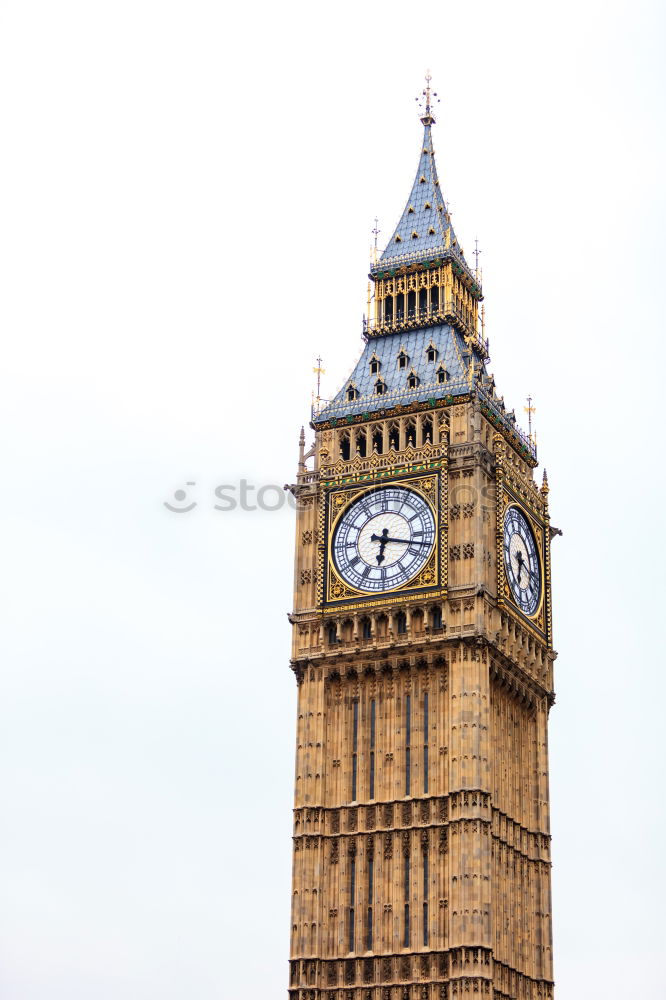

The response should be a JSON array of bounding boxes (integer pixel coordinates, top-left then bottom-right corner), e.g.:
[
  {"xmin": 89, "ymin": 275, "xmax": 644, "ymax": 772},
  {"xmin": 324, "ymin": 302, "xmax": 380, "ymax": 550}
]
[
  {"xmin": 313, "ymin": 356, "xmax": 325, "ymax": 404},
  {"xmin": 524, "ymin": 395, "xmax": 536, "ymax": 442},
  {"xmin": 416, "ymin": 70, "xmax": 439, "ymax": 126}
]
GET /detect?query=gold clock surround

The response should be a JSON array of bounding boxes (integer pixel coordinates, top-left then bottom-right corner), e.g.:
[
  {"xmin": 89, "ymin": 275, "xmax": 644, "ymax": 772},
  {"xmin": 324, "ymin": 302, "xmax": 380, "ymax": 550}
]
[
  {"xmin": 323, "ymin": 472, "xmax": 445, "ymax": 606},
  {"xmin": 498, "ymin": 490, "xmax": 548, "ymax": 636}
]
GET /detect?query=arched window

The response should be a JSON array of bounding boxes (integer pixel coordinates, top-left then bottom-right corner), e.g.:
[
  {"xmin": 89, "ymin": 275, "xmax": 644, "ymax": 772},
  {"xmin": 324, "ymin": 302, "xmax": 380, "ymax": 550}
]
[
  {"xmin": 375, "ymin": 378, "xmax": 386, "ymax": 396},
  {"xmin": 347, "ymin": 383, "xmax": 358, "ymax": 401},
  {"xmin": 372, "ymin": 428, "xmax": 383, "ymax": 454},
  {"xmin": 426, "ymin": 342, "xmax": 438, "ymax": 362},
  {"xmin": 340, "ymin": 433, "xmax": 351, "ymax": 460},
  {"xmin": 407, "ymin": 370, "xmax": 419, "ymax": 389},
  {"xmin": 422, "ymin": 415, "xmax": 433, "ymax": 444},
  {"xmin": 436, "ymin": 364, "xmax": 449, "ymax": 385},
  {"xmin": 397, "ymin": 349, "xmax": 409, "ymax": 370},
  {"xmin": 396, "ymin": 611, "xmax": 407, "ymax": 635},
  {"xmin": 369, "ymin": 353, "xmax": 381, "ymax": 375}
]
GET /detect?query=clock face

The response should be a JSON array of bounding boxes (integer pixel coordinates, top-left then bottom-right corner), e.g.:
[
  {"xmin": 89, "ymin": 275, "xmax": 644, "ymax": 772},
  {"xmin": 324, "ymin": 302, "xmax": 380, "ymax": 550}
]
[
  {"xmin": 503, "ymin": 506, "xmax": 541, "ymax": 616},
  {"xmin": 332, "ymin": 486, "xmax": 436, "ymax": 593}
]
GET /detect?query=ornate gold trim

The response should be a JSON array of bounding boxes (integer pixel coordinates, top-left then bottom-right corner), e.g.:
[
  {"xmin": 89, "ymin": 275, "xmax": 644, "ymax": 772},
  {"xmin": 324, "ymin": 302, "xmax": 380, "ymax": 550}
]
[
  {"xmin": 324, "ymin": 472, "xmax": 443, "ymax": 606},
  {"xmin": 498, "ymin": 491, "xmax": 546, "ymax": 628}
]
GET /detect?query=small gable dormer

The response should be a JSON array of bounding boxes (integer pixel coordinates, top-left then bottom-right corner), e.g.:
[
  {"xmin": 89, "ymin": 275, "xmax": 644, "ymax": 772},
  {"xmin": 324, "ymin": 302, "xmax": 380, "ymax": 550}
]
[
  {"xmin": 369, "ymin": 352, "xmax": 381, "ymax": 376},
  {"xmin": 407, "ymin": 368, "xmax": 420, "ymax": 389},
  {"xmin": 436, "ymin": 363, "xmax": 449, "ymax": 384},
  {"xmin": 346, "ymin": 382, "xmax": 359, "ymax": 401},
  {"xmin": 397, "ymin": 347, "xmax": 409, "ymax": 370},
  {"xmin": 426, "ymin": 341, "xmax": 438, "ymax": 363},
  {"xmin": 374, "ymin": 377, "xmax": 386, "ymax": 396}
]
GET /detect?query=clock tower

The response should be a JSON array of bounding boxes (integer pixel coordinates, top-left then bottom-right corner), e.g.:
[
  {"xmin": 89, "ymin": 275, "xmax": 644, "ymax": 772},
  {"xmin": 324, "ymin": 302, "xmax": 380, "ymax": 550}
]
[{"xmin": 287, "ymin": 86, "xmax": 556, "ymax": 1000}]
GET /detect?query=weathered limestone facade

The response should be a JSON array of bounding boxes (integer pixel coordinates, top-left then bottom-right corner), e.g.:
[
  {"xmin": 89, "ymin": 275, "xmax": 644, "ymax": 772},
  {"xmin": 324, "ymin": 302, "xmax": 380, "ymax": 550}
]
[{"xmin": 288, "ymin": 404, "xmax": 555, "ymax": 1000}]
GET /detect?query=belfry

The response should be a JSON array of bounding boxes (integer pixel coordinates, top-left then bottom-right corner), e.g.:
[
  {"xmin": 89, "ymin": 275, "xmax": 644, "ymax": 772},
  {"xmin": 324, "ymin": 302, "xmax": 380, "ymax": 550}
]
[{"xmin": 287, "ymin": 81, "xmax": 556, "ymax": 1000}]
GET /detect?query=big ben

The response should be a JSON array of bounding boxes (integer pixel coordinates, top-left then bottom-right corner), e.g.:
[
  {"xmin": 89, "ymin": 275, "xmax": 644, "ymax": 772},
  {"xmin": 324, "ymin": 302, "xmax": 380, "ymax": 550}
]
[{"xmin": 287, "ymin": 81, "xmax": 556, "ymax": 1000}]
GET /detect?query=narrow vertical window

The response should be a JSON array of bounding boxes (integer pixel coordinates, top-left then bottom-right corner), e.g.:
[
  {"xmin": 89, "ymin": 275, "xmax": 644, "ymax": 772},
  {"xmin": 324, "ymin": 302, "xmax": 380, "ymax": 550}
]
[
  {"xmin": 369, "ymin": 699, "xmax": 376, "ymax": 800},
  {"xmin": 423, "ymin": 692, "xmax": 429, "ymax": 795},
  {"xmin": 405, "ymin": 694, "xmax": 411, "ymax": 796},
  {"xmin": 404, "ymin": 853, "xmax": 410, "ymax": 948},
  {"xmin": 423, "ymin": 849, "xmax": 429, "ymax": 946},
  {"xmin": 351, "ymin": 700, "xmax": 358, "ymax": 802},
  {"xmin": 348, "ymin": 857, "xmax": 356, "ymax": 952},
  {"xmin": 367, "ymin": 857, "xmax": 374, "ymax": 950}
]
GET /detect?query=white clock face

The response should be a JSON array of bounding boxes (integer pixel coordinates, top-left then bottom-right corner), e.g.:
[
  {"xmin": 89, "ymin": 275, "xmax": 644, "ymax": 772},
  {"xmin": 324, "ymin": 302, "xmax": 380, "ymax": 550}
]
[
  {"xmin": 332, "ymin": 486, "xmax": 436, "ymax": 593},
  {"xmin": 503, "ymin": 506, "xmax": 541, "ymax": 616}
]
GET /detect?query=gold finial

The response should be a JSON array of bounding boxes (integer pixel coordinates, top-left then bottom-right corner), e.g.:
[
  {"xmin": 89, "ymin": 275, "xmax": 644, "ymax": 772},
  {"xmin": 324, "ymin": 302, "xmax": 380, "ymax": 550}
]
[
  {"xmin": 524, "ymin": 395, "xmax": 536, "ymax": 442},
  {"xmin": 541, "ymin": 468, "xmax": 550, "ymax": 496},
  {"xmin": 313, "ymin": 356, "xmax": 326, "ymax": 404},
  {"xmin": 473, "ymin": 238, "xmax": 482, "ymax": 280},
  {"xmin": 371, "ymin": 217, "xmax": 381, "ymax": 267},
  {"xmin": 416, "ymin": 70, "xmax": 439, "ymax": 126}
]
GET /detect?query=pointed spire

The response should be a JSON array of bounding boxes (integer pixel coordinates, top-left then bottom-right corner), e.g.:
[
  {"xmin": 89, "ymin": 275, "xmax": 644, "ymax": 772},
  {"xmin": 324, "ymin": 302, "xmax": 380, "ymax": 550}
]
[
  {"xmin": 298, "ymin": 426, "xmax": 306, "ymax": 472},
  {"xmin": 418, "ymin": 70, "xmax": 438, "ymax": 126},
  {"xmin": 541, "ymin": 468, "xmax": 550, "ymax": 497},
  {"xmin": 376, "ymin": 77, "xmax": 470, "ymax": 274}
]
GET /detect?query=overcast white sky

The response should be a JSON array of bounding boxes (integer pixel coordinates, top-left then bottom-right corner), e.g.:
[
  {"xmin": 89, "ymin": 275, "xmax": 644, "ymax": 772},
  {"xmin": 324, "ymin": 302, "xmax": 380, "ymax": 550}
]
[{"xmin": 0, "ymin": 1, "xmax": 664, "ymax": 997}]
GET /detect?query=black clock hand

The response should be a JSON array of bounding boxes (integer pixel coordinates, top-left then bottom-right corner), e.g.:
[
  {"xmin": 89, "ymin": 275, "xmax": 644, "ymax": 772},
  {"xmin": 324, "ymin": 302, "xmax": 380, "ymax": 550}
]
[
  {"xmin": 515, "ymin": 551, "xmax": 538, "ymax": 584},
  {"xmin": 370, "ymin": 533, "xmax": 430, "ymax": 546},
  {"xmin": 515, "ymin": 551, "xmax": 525, "ymax": 583},
  {"xmin": 370, "ymin": 527, "xmax": 431, "ymax": 566},
  {"xmin": 372, "ymin": 529, "xmax": 389, "ymax": 565}
]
